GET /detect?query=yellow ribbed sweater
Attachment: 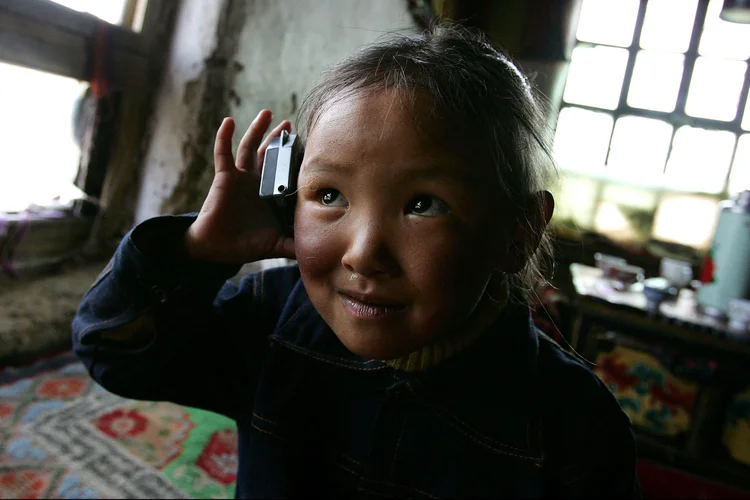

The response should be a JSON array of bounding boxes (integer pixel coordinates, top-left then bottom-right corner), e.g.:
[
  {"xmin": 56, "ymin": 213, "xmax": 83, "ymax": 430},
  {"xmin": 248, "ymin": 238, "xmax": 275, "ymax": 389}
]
[{"xmin": 382, "ymin": 285, "xmax": 508, "ymax": 372}]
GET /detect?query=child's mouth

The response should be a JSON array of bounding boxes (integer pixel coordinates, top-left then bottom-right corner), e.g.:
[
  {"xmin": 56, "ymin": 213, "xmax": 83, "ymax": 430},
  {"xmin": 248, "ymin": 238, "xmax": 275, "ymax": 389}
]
[{"xmin": 338, "ymin": 293, "xmax": 408, "ymax": 320}]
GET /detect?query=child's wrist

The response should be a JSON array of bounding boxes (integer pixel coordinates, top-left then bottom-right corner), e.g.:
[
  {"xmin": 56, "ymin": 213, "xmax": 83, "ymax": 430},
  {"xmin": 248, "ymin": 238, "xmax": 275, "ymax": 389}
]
[{"xmin": 181, "ymin": 227, "xmax": 219, "ymax": 262}]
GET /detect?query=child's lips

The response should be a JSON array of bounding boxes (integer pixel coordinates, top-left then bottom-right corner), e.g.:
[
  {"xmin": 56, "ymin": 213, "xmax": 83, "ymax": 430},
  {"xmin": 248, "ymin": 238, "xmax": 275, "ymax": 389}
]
[
  {"xmin": 338, "ymin": 292, "xmax": 408, "ymax": 320},
  {"xmin": 339, "ymin": 289, "xmax": 405, "ymax": 306}
]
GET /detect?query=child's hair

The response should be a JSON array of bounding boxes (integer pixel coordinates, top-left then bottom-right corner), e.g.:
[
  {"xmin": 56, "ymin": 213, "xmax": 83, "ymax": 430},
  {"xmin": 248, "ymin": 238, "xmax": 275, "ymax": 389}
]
[{"xmin": 297, "ymin": 23, "xmax": 557, "ymax": 303}]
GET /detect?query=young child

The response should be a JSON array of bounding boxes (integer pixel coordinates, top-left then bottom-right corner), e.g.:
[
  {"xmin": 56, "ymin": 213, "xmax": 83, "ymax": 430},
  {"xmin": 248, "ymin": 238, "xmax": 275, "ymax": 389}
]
[{"xmin": 73, "ymin": 25, "xmax": 640, "ymax": 498}]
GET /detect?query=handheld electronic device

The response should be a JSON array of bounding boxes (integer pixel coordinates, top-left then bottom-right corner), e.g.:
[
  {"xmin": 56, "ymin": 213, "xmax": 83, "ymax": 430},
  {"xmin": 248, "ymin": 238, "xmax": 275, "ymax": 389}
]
[{"xmin": 259, "ymin": 130, "xmax": 300, "ymax": 235}]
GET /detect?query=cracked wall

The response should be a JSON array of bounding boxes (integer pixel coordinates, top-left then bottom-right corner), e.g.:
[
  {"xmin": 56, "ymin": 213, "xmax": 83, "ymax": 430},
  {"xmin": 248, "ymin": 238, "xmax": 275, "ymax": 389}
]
[{"xmin": 135, "ymin": 0, "xmax": 415, "ymax": 222}]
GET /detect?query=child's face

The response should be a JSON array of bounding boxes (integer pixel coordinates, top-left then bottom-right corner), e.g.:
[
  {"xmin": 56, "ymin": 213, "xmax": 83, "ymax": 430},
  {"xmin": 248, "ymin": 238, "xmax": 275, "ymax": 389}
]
[{"xmin": 294, "ymin": 89, "xmax": 511, "ymax": 360}]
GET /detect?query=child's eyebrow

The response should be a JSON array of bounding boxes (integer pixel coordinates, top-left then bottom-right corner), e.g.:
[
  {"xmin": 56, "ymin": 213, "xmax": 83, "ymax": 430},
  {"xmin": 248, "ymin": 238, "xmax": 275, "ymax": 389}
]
[{"xmin": 302, "ymin": 161, "xmax": 354, "ymax": 176}]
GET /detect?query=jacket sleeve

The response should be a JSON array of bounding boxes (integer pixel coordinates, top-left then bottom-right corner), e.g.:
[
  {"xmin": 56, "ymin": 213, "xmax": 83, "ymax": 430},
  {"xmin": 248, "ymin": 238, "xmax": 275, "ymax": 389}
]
[
  {"xmin": 71, "ymin": 214, "xmax": 300, "ymax": 419},
  {"xmin": 584, "ymin": 406, "xmax": 642, "ymax": 498},
  {"xmin": 539, "ymin": 339, "xmax": 642, "ymax": 498},
  {"xmin": 543, "ymin": 395, "xmax": 641, "ymax": 498}
]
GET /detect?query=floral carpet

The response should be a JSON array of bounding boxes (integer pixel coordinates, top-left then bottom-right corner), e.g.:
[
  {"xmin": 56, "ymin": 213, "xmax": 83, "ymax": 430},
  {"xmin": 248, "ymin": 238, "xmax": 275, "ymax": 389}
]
[{"xmin": 0, "ymin": 351, "xmax": 238, "ymax": 499}]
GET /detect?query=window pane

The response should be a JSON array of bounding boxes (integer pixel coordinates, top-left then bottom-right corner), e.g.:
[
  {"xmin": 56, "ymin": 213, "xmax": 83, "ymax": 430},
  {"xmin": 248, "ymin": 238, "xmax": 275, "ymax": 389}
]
[
  {"xmin": 729, "ymin": 134, "xmax": 750, "ymax": 195},
  {"xmin": 594, "ymin": 203, "xmax": 641, "ymax": 243},
  {"xmin": 640, "ymin": 0, "xmax": 698, "ymax": 53},
  {"xmin": 652, "ymin": 195, "xmax": 720, "ymax": 250},
  {"xmin": 51, "ymin": 0, "xmax": 128, "ymax": 25},
  {"xmin": 743, "ymin": 93, "xmax": 750, "ymax": 131},
  {"xmin": 699, "ymin": 0, "xmax": 750, "ymax": 60},
  {"xmin": 628, "ymin": 51, "xmax": 684, "ymax": 112},
  {"xmin": 601, "ymin": 184, "xmax": 659, "ymax": 211},
  {"xmin": 594, "ymin": 185, "xmax": 658, "ymax": 243},
  {"xmin": 576, "ymin": 0, "xmax": 640, "ymax": 47},
  {"xmin": 685, "ymin": 57, "xmax": 746, "ymax": 122},
  {"xmin": 665, "ymin": 126, "xmax": 736, "ymax": 193},
  {"xmin": 553, "ymin": 107, "xmax": 614, "ymax": 173},
  {"xmin": 552, "ymin": 173, "xmax": 599, "ymax": 229},
  {"xmin": 608, "ymin": 116, "xmax": 673, "ymax": 181},
  {"xmin": 0, "ymin": 63, "xmax": 85, "ymax": 213},
  {"xmin": 563, "ymin": 46, "xmax": 629, "ymax": 110}
]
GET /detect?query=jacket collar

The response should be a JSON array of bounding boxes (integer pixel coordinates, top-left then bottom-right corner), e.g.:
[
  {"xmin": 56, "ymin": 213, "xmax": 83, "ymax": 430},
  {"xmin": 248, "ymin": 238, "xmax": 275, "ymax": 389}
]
[
  {"xmin": 270, "ymin": 279, "xmax": 545, "ymax": 461},
  {"xmin": 271, "ymin": 278, "xmax": 539, "ymax": 375},
  {"xmin": 269, "ymin": 280, "xmax": 387, "ymax": 371}
]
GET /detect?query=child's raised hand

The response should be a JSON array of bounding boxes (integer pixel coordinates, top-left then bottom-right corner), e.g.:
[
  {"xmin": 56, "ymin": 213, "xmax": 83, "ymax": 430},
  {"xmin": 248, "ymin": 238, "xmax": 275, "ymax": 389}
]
[{"xmin": 183, "ymin": 110, "xmax": 296, "ymax": 264}]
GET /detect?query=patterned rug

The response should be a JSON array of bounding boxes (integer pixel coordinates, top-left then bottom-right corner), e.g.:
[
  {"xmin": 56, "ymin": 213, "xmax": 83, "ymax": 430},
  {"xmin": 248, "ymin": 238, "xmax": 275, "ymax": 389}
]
[{"xmin": 0, "ymin": 351, "xmax": 238, "ymax": 499}]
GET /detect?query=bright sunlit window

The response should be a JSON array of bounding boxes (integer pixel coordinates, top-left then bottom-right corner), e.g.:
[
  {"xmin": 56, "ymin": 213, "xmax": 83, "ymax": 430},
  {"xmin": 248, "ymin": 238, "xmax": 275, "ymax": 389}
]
[
  {"xmin": 0, "ymin": 0, "xmax": 129, "ymax": 214},
  {"xmin": 0, "ymin": 64, "xmax": 87, "ymax": 213},
  {"xmin": 553, "ymin": 0, "xmax": 750, "ymax": 251},
  {"xmin": 50, "ymin": 0, "xmax": 128, "ymax": 25}
]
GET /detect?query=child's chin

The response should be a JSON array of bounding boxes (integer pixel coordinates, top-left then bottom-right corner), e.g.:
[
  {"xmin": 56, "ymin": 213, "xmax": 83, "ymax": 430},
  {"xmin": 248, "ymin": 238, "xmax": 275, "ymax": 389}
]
[{"xmin": 334, "ymin": 331, "xmax": 419, "ymax": 361}]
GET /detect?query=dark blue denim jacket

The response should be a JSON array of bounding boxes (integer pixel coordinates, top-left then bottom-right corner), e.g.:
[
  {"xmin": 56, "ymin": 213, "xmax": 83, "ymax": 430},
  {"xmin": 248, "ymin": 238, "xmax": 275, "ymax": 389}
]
[{"xmin": 72, "ymin": 215, "xmax": 640, "ymax": 499}]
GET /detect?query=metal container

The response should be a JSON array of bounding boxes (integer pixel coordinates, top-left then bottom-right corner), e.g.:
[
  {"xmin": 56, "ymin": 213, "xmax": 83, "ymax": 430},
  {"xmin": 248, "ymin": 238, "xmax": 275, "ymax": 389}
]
[{"xmin": 697, "ymin": 191, "xmax": 750, "ymax": 317}]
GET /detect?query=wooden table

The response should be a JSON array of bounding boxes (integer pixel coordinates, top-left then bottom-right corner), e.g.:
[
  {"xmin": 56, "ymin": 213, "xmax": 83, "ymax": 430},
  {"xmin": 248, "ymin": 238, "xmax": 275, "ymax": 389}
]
[
  {"xmin": 569, "ymin": 263, "xmax": 750, "ymax": 362},
  {"xmin": 568, "ymin": 263, "xmax": 750, "ymax": 492}
]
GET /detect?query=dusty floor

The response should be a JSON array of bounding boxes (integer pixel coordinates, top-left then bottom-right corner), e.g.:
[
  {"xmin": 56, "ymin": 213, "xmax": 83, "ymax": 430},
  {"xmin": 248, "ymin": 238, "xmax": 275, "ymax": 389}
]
[
  {"xmin": 0, "ymin": 262, "xmax": 107, "ymax": 363},
  {"xmin": 0, "ymin": 258, "xmax": 290, "ymax": 364}
]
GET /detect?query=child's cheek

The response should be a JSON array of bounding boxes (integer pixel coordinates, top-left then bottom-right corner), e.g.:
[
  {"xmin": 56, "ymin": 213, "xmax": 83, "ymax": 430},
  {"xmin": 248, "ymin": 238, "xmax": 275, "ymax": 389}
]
[
  {"xmin": 293, "ymin": 209, "xmax": 339, "ymax": 277},
  {"xmin": 412, "ymin": 224, "xmax": 495, "ymax": 298}
]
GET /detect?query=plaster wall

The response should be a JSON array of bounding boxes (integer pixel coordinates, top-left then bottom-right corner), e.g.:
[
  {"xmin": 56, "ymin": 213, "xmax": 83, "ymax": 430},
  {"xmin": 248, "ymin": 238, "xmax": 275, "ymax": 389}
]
[
  {"xmin": 133, "ymin": 0, "xmax": 228, "ymax": 223},
  {"xmin": 134, "ymin": 0, "xmax": 414, "ymax": 223},
  {"xmin": 228, "ymin": 0, "xmax": 414, "ymax": 133}
]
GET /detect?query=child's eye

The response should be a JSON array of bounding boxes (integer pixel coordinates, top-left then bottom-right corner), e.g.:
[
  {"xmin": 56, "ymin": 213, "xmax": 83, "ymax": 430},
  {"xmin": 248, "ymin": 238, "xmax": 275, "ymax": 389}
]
[
  {"xmin": 318, "ymin": 188, "xmax": 348, "ymax": 207},
  {"xmin": 406, "ymin": 195, "xmax": 450, "ymax": 217}
]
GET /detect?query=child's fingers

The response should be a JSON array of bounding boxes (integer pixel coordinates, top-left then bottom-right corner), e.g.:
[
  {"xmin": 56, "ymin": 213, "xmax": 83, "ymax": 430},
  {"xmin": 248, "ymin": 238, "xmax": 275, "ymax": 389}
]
[
  {"xmin": 213, "ymin": 117, "xmax": 236, "ymax": 174},
  {"xmin": 236, "ymin": 110, "xmax": 274, "ymax": 172},
  {"xmin": 255, "ymin": 120, "xmax": 292, "ymax": 174}
]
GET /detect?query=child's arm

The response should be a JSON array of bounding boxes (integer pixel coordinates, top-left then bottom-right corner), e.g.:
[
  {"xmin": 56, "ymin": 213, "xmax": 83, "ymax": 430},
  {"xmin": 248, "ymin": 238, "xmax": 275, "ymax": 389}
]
[
  {"xmin": 540, "ymin": 337, "xmax": 642, "ymax": 498},
  {"xmin": 71, "ymin": 214, "xmax": 299, "ymax": 418},
  {"xmin": 587, "ymin": 409, "xmax": 641, "ymax": 498},
  {"xmin": 72, "ymin": 111, "xmax": 297, "ymax": 419},
  {"xmin": 543, "ymin": 393, "xmax": 641, "ymax": 498}
]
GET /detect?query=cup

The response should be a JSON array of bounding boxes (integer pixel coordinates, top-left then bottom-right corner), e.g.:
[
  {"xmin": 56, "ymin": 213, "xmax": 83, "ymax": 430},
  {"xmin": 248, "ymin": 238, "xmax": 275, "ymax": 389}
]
[
  {"xmin": 660, "ymin": 258, "xmax": 693, "ymax": 289},
  {"xmin": 728, "ymin": 299, "xmax": 750, "ymax": 334}
]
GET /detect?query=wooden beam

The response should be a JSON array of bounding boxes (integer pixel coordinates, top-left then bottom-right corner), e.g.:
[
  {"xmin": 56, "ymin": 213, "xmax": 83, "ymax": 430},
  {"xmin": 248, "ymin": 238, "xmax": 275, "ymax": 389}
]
[
  {"xmin": 138, "ymin": 0, "xmax": 175, "ymax": 49},
  {"xmin": 0, "ymin": 0, "xmax": 147, "ymax": 54},
  {"xmin": 95, "ymin": 89, "xmax": 151, "ymax": 249},
  {"xmin": 94, "ymin": 1, "xmax": 181, "ymax": 249},
  {"xmin": 0, "ymin": 0, "xmax": 150, "ymax": 88},
  {"xmin": 0, "ymin": 10, "xmax": 85, "ymax": 79},
  {"xmin": 121, "ymin": 0, "xmax": 141, "ymax": 31}
]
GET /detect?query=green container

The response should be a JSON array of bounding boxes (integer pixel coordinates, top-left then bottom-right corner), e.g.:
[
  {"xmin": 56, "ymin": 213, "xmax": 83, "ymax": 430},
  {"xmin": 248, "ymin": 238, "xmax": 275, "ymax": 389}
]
[{"xmin": 697, "ymin": 191, "xmax": 750, "ymax": 317}]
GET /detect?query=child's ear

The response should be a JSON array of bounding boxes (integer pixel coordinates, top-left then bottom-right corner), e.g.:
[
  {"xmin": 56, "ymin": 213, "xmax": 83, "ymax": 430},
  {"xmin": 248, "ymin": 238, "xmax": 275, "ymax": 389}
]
[
  {"xmin": 541, "ymin": 190, "xmax": 554, "ymax": 225},
  {"xmin": 495, "ymin": 190, "xmax": 554, "ymax": 273}
]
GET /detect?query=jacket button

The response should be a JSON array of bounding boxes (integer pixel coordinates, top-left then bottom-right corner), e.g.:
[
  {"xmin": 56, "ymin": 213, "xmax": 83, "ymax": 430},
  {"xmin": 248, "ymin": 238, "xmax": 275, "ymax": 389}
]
[
  {"xmin": 385, "ymin": 380, "xmax": 413, "ymax": 401},
  {"xmin": 149, "ymin": 285, "xmax": 168, "ymax": 304}
]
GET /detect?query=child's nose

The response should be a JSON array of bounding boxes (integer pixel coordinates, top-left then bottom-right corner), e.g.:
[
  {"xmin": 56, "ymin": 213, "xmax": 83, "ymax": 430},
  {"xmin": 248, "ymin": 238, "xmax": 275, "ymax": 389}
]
[{"xmin": 340, "ymin": 217, "xmax": 397, "ymax": 278}]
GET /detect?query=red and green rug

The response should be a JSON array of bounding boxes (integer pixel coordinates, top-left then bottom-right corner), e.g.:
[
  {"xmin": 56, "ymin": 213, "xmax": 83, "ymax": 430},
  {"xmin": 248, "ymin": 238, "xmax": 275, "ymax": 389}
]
[{"xmin": 0, "ymin": 351, "xmax": 238, "ymax": 499}]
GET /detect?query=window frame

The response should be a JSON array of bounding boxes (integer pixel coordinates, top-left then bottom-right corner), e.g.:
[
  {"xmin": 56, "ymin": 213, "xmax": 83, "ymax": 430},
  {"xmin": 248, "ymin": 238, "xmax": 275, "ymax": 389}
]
[
  {"xmin": 0, "ymin": 0, "xmax": 151, "ymax": 83},
  {"xmin": 555, "ymin": 0, "xmax": 750, "ymax": 253},
  {"xmin": 0, "ymin": 0, "xmax": 174, "ymax": 271},
  {"xmin": 559, "ymin": 0, "xmax": 750, "ymax": 191}
]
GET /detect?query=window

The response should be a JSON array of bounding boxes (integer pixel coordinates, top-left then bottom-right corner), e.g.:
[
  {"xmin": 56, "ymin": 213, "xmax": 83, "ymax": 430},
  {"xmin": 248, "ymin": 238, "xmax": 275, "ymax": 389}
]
[
  {"xmin": 0, "ymin": 65, "xmax": 86, "ymax": 213},
  {"xmin": 0, "ymin": 0, "xmax": 134, "ymax": 214},
  {"xmin": 0, "ymin": 0, "xmax": 169, "ymax": 271},
  {"xmin": 553, "ymin": 0, "xmax": 750, "ymax": 252}
]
